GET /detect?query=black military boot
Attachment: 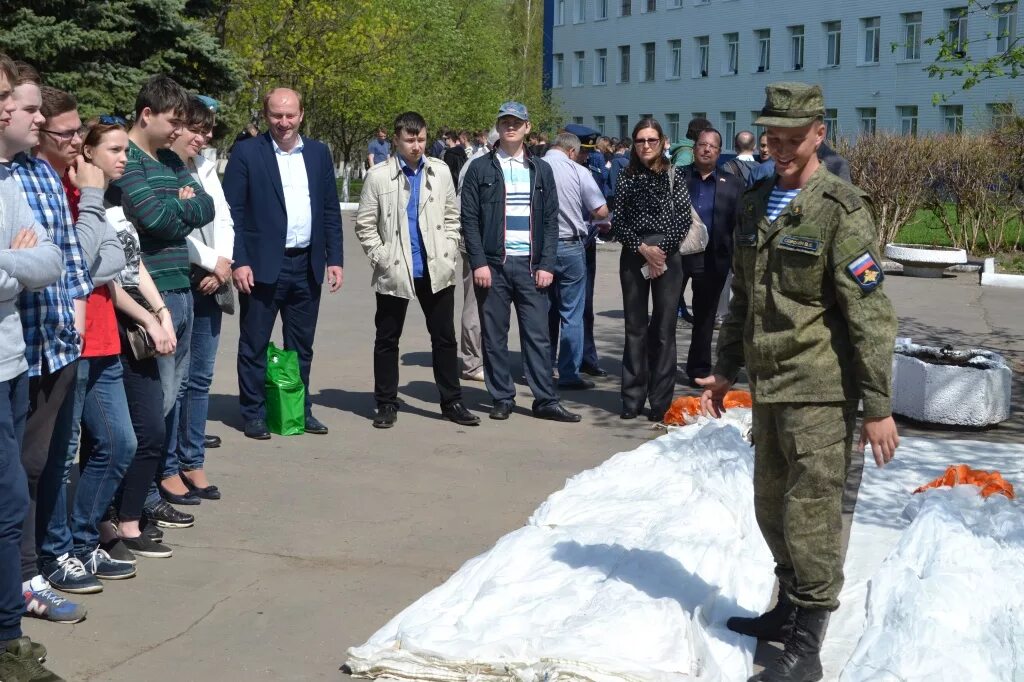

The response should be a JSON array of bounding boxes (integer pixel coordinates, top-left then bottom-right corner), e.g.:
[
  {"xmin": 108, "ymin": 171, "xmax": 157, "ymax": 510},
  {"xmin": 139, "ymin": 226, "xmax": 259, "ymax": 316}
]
[
  {"xmin": 727, "ymin": 591, "xmax": 795, "ymax": 643},
  {"xmin": 748, "ymin": 607, "xmax": 829, "ymax": 682}
]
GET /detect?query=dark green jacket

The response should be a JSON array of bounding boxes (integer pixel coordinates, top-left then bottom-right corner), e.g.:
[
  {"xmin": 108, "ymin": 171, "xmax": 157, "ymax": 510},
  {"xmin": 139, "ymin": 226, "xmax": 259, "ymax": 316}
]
[{"xmin": 714, "ymin": 164, "xmax": 897, "ymax": 417}]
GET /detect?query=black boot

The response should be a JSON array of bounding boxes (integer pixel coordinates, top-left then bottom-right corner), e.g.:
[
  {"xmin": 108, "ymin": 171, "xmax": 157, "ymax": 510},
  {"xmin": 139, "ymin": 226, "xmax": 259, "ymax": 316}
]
[
  {"xmin": 727, "ymin": 592, "xmax": 795, "ymax": 642},
  {"xmin": 748, "ymin": 607, "xmax": 829, "ymax": 682}
]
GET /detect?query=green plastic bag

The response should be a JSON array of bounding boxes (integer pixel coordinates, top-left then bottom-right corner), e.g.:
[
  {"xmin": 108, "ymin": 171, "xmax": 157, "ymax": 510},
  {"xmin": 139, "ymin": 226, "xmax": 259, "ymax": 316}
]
[{"xmin": 265, "ymin": 342, "xmax": 306, "ymax": 436}]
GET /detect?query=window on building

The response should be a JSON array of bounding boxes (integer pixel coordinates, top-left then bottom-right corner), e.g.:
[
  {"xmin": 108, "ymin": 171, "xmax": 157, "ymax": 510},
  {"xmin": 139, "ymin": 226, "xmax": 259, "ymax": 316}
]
[
  {"xmin": 694, "ymin": 0, "xmax": 709, "ymax": 5},
  {"xmin": 789, "ymin": 25, "xmax": 805, "ymax": 70},
  {"xmin": 695, "ymin": 36, "xmax": 710, "ymax": 77},
  {"xmin": 862, "ymin": 17, "xmax": 880, "ymax": 64},
  {"xmin": 666, "ymin": 113, "xmax": 680, "ymax": 142},
  {"xmin": 755, "ymin": 29, "xmax": 771, "ymax": 72},
  {"xmin": 825, "ymin": 21, "xmax": 842, "ymax": 66},
  {"xmin": 902, "ymin": 12, "xmax": 922, "ymax": 60},
  {"xmin": 997, "ymin": 3, "xmax": 1018, "ymax": 53},
  {"xmin": 621, "ymin": 0, "xmax": 631, "ymax": 16},
  {"xmin": 553, "ymin": 53, "xmax": 564, "ymax": 87},
  {"xmin": 574, "ymin": 51, "xmax": 585, "ymax": 86},
  {"xmin": 596, "ymin": 0, "xmax": 608, "ymax": 19},
  {"xmin": 824, "ymin": 108, "xmax": 839, "ymax": 143},
  {"xmin": 618, "ymin": 115, "xmax": 630, "ymax": 139},
  {"xmin": 595, "ymin": 48, "xmax": 607, "ymax": 84},
  {"xmin": 725, "ymin": 33, "xmax": 739, "ymax": 74},
  {"xmin": 721, "ymin": 112, "xmax": 736, "ymax": 145},
  {"xmin": 619, "ymin": 45, "xmax": 631, "ymax": 82},
  {"xmin": 573, "ymin": 116, "xmax": 584, "ymax": 125},
  {"xmin": 947, "ymin": 8, "xmax": 969, "ymax": 56},
  {"xmin": 641, "ymin": 0, "xmax": 656, "ymax": 12},
  {"xmin": 668, "ymin": 39, "xmax": 682, "ymax": 78},
  {"xmin": 897, "ymin": 105, "xmax": 918, "ymax": 136},
  {"xmin": 643, "ymin": 42, "xmax": 656, "ymax": 80},
  {"xmin": 751, "ymin": 111, "xmax": 765, "ymax": 140},
  {"xmin": 574, "ymin": 0, "xmax": 586, "ymax": 22},
  {"xmin": 858, "ymin": 107, "xmax": 877, "ymax": 135},
  {"xmin": 669, "ymin": 0, "xmax": 683, "ymax": 7},
  {"xmin": 990, "ymin": 102, "xmax": 1016, "ymax": 128},
  {"xmin": 942, "ymin": 104, "xmax": 964, "ymax": 132},
  {"xmin": 556, "ymin": 0, "xmax": 565, "ymax": 25},
  {"xmin": 594, "ymin": 116, "xmax": 606, "ymax": 134}
]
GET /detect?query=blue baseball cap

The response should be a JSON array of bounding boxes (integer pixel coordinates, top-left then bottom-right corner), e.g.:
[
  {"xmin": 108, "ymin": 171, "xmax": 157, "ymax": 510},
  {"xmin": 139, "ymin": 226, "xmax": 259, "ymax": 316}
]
[{"xmin": 497, "ymin": 101, "xmax": 529, "ymax": 122}]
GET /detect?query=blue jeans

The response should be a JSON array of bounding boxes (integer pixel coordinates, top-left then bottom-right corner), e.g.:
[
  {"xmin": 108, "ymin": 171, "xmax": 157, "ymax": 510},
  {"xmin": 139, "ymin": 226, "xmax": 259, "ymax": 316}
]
[
  {"xmin": 148, "ymin": 289, "xmax": 193, "ymax": 506},
  {"xmin": 177, "ymin": 293, "xmax": 222, "ymax": 472},
  {"xmin": 41, "ymin": 357, "xmax": 137, "ymax": 561},
  {"xmin": 546, "ymin": 242, "xmax": 588, "ymax": 384},
  {"xmin": 0, "ymin": 372, "xmax": 29, "ymax": 641}
]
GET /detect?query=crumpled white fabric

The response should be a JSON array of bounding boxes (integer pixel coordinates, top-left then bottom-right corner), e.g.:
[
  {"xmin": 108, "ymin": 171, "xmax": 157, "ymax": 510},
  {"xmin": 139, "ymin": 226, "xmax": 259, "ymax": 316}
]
[
  {"xmin": 345, "ymin": 410, "xmax": 775, "ymax": 681},
  {"xmin": 840, "ymin": 485, "xmax": 1024, "ymax": 682}
]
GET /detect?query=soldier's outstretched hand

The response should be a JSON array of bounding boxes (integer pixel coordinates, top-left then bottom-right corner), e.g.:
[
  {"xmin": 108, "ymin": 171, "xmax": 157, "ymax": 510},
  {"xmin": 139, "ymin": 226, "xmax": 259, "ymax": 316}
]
[
  {"xmin": 859, "ymin": 416, "xmax": 900, "ymax": 468},
  {"xmin": 696, "ymin": 374, "xmax": 733, "ymax": 418}
]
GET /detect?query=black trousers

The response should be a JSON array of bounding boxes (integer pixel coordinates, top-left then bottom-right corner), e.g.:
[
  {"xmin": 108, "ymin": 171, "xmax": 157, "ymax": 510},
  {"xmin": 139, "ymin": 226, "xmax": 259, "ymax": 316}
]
[
  {"xmin": 237, "ymin": 250, "xmax": 322, "ymax": 423},
  {"xmin": 374, "ymin": 276, "xmax": 461, "ymax": 408},
  {"xmin": 619, "ymin": 241, "xmax": 683, "ymax": 416},
  {"xmin": 119, "ymin": 352, "xmax": 165, "ymax": 522},
  {"xmin": 684, "ymin": 264, "xmax": 730, "ymax": 379}
]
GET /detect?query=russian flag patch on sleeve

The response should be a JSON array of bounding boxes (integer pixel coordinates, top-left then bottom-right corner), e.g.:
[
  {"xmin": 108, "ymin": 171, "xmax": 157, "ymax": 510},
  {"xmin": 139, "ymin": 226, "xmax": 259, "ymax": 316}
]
[{"xmin": 846, "ymin": 251, "xmax": 883, "ymax": 291}]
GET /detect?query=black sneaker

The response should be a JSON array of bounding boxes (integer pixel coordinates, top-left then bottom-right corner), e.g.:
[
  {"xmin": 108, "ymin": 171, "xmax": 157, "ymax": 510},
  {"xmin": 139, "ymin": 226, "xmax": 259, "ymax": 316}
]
[
  {"xmin": 145, "ymin": 500, "xmax": 195, "ymax": 529},
  {"xmin": 100, "ymin": 538, "xmax": 136, "ymax": 565},
  {"xmin": 142, "ymin": 523, "xmax": 164, "ymax": 543},
  {"xmin": 121, "ymin": 534, "xmax": 173, "ymax": 559}
]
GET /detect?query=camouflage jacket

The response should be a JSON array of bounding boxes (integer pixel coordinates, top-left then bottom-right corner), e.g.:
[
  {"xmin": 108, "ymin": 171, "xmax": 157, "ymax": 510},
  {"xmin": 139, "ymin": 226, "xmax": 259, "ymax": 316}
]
[{"xmin": 713, "ymin": 164, "xmax": 897, "ymax": 418}]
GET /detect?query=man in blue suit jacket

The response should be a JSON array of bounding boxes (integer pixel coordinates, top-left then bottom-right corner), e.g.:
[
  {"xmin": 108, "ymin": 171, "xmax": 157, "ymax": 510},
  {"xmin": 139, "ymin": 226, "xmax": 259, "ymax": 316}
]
[{"xmin": 223, "ymin": 88, "xmax": 343, "ymax": 439}]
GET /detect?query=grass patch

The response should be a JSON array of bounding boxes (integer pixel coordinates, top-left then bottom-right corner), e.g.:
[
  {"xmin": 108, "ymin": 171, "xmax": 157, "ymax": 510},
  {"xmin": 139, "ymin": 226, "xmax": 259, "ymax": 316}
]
[
  {"xmin": 996, "ymin": 252, "xmax": 1024, "ymax": 274},
  {"xmin": 336, "ymin": 178, "xmax": 363, "ymax": 201},
  {"xmin": 895, "ymin": 206, "xmax": 1024, "ymax": 252}
]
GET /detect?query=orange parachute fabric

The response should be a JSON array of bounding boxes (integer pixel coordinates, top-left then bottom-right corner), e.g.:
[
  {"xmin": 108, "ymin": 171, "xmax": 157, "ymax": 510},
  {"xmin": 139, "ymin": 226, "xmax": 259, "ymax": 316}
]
[
  {"xmin": 662, "ymin": 390, "xmax": 753, "ymax": 426},
  {"xmin": 913, "ymin": 464, "xmax": 1015, "ymax": 500}
]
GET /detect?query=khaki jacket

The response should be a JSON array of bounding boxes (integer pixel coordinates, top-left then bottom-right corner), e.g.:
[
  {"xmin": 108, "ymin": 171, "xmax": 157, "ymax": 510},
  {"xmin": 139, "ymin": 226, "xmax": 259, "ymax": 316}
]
[
  {"xmin": 355, "ymin": 155, "xmax": 461, "ymax": 299},
  {"xmin": 714, "ymin": 164, "xmax": 897, "ymax": 418}
]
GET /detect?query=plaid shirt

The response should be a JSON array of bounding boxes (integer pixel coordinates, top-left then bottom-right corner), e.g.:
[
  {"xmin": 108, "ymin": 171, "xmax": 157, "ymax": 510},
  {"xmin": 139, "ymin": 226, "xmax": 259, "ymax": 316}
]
[{"xmin": 10, "ymin": 153, "xmax": 92, "ymax": 376}]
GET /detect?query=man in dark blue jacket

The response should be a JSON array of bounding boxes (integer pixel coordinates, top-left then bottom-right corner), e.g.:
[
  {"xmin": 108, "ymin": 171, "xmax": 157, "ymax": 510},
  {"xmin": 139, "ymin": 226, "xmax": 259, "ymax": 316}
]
[
  {"xmin": 460, "ymin": 102, "xmax": 579, "ymax": 423},
  {"xmin": 223, "ymin": 87, "xmax": 343, "ymax": 440}
]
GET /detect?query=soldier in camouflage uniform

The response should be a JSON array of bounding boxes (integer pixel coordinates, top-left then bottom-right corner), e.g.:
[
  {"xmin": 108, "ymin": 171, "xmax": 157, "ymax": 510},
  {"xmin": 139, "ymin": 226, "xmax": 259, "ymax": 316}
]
[{"xmin": 697, "ymin": 83, "xmax": 900, "ymax": 682}]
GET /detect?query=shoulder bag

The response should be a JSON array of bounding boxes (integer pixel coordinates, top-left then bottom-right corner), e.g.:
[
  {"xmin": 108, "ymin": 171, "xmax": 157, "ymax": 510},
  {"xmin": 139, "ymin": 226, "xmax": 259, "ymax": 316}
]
[{"xmin": 667, "ymin": 167, "xmax": 709, "ymax": 256}]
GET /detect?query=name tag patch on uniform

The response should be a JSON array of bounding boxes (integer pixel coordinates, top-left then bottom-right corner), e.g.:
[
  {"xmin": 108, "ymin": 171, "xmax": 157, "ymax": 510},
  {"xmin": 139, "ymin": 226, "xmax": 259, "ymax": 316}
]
[
  {"xmin": 737, "ymin": 232, "xmax": 758, "ymax": 246},
  {"xmin": 847, "ymin": 252, "xmax": 883, "ymax": 291},
  {"xmin": 778, "ymin": 235, "xmax": 822, "ymax": 254}
]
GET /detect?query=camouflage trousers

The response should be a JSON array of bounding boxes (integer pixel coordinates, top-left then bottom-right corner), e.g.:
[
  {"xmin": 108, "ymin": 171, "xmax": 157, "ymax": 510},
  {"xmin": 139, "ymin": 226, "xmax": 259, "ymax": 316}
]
[{"xmin": 751, "ymin": 401, "xmax": 857, "ymax": 611}]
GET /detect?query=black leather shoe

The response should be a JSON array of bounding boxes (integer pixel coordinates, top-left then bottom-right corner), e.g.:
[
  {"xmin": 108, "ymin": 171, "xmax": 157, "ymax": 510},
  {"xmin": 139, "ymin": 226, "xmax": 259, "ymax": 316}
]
[
  {"xmin": 557, "ymin": 378, "xmax": 595, "ymax": 390},
  {"xmin": 180, "ymin": 473, "xmax": 221, "ymax": 501},
  {"xmin": 159, "ymin": 484, "xmax": 200, "ymax": 506},
  {"xmin": 533, "ymin": 403, "xmax": 582, "ymax": 422},
  {"xmin": 489, "ymin": 401, "xmax": 513, "ymax": 420},
  {"xmin": 204, "ymin": 434, "xmax": 221, "ymax": 449},
  {"xmin": 244, "ymin": 419, "xmax": 271, "ymax": 440},
  {"xmin": 580, "ymin": 363, "xmax": 609, "ymax": 378},
  {"xmin": 442, "ymin": 402, "xmax": 480, "ymax": 426},
  {"xmin": 304, "ymin": 414, "xmax": 329, "ymax": 434},
  {"xmin": 372, "ymin": 405, "xmax": 398, "ymax": 429},
  {"xmin": 648, "ymin": 408, "xmax": 666, "ymax": 422},
  {"xmin": 620, "ymin": 409, "xmax": 639, "ymax": 420}
]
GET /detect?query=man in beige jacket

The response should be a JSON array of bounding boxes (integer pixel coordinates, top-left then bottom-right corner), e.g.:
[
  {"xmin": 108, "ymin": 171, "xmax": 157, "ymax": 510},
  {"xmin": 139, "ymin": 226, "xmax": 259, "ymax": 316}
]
[{"xmin": 355, "ymin": 111, "xmax": 479, "ymax": 429}]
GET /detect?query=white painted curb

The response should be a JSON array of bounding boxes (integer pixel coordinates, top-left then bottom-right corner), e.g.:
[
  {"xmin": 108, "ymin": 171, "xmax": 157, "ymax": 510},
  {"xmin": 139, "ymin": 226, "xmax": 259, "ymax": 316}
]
[
  {"xmin": 980, "ymin": 257, "xmax": 1024, "ymax": 288},
  {"xmin": 892, "ymin": 343, "xmax": 1012, "ymax": 426},
  {"xmin": 340, "ymin": 202, "xmax": 358, "ymax": 212}
]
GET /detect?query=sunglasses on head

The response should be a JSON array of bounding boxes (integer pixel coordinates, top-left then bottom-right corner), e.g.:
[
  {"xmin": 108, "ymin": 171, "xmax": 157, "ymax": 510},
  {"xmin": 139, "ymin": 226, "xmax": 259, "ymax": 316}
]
[{"xmin": 98, "ymin": 115, "xmax": 127, "ymax": 126}]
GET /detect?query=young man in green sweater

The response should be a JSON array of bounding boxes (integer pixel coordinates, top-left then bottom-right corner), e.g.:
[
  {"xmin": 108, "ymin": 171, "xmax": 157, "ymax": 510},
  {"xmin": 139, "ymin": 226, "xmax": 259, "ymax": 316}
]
[{"xmin": 112, "ymin": 75, "xmax": 215, "ymax": 525}]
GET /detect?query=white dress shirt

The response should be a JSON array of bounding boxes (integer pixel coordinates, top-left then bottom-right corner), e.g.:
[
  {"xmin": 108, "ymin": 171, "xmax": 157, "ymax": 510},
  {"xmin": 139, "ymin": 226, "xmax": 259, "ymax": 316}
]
[{"xmin": 272, "ymin": 136, "xmax": 313, "ymax": 249}]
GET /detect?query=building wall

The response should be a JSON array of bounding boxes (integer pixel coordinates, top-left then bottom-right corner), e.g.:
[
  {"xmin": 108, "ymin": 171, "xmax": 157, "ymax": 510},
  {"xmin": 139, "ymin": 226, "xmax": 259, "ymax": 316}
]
[{"xmin": 549, "ymin": 0, "xmax": 1024, "ymax": 142}]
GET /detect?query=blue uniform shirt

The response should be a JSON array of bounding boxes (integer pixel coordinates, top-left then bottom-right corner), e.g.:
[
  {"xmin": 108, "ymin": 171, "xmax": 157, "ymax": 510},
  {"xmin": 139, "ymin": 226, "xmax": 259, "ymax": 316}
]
[{"xmin": 399, "ymin": 155, "xmax": 427, "ymax": 278}]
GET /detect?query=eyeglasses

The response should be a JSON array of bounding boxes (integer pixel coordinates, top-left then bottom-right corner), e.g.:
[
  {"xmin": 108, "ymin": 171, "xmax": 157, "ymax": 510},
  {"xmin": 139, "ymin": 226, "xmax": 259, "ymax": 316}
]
[
  {"xmin": 696, "ymin": 143, "xmax": 721, "ymax": 150},
  {"xmin": 40, "ymin": 128, "xmax": 82, "ymax": 142},
  {"xmin": 634, "ymin": 137, "xmax": 661, "ymax": 146},
  {"xmin": 98, "ymin": 115, "xmax": 127, "ymax": 126}
]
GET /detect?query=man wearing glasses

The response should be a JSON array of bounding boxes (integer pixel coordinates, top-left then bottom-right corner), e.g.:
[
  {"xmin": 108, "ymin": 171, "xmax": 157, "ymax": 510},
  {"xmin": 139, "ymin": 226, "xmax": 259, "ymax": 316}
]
[{"xmin": 460, "ymin": 101, "xmax": 580, "ymax": 423}]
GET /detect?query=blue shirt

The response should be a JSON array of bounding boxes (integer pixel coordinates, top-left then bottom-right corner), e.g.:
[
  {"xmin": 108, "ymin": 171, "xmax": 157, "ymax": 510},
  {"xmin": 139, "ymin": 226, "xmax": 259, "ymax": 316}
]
[
  {"xmin": 368, "ymin": 138, "xmax": 390, "ymax": 166},
  {"xmin": 7, "ymin": 153, "xmax": 92, "ymax": 376},
  {"xmin": 750, "ymin": 158, "xmax": 775, "ymax": 185},
  {"xmin": 399, "ymin": 155, "xmax": 426, "ymax": 278},
  {"xmin": 687, "ymin": 166, "xmax": 717, "ymax": 234}
]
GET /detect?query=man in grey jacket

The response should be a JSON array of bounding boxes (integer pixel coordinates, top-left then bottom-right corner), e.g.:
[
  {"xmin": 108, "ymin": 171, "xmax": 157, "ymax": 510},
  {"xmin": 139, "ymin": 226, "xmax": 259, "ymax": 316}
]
[{"xmin": 0, "ymin": 52, "xmax": 65, "ymax": 682}]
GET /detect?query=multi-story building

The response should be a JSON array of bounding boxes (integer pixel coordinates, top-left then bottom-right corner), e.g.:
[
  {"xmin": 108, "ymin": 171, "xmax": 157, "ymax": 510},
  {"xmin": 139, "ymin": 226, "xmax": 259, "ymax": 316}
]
[{"xmin": 546, "ymin": 0, "xmax": 1024, "ymax": 141}]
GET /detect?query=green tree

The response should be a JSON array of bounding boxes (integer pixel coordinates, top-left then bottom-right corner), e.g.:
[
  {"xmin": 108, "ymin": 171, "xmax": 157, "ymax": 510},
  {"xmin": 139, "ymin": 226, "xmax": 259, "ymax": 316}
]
[{"xmin": 0, "ymin": 0, "xmax": 242, "ymax": 118}]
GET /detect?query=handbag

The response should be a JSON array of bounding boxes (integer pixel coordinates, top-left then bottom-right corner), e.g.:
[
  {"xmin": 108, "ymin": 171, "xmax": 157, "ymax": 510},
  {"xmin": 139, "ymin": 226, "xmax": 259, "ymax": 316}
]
[
  {"xmin": 667, "ymin": 167, "xmax": 710, "ymax": 256},
  {"xmin": 124, "ymin": 323, "xmax": 157, "ymax": 361}
]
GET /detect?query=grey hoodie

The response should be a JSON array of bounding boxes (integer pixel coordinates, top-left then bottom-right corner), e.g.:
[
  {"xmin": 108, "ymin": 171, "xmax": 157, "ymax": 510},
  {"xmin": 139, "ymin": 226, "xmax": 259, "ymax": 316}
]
[{"xmin": 0, "ymin": 167, "xmax": 63, "ymax": 382}]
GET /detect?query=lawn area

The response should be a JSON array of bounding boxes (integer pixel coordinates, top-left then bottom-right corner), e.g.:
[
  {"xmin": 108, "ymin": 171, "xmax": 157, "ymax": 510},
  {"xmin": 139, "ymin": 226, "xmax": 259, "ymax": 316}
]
[
  {"xmin": 895, "ymin": 207, "xmax": 1024, "ymax": 253},
  {"xmin": 336, "ymin": 178, "xmax": 363, "ymax": 201}
]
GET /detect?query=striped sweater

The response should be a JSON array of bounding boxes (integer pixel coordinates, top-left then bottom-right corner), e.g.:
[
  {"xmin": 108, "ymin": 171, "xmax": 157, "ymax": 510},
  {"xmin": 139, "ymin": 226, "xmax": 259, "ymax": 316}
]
[{"xmin": 113, "ymin": 141, "xmax": 214, "ymax": 291}]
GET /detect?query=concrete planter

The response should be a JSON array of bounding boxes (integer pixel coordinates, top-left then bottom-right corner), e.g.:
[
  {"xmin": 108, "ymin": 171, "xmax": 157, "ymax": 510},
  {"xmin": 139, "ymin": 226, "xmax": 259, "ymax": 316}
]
[
  {"xmin": 884, "ymin": 243, "xmax": 967, "ymax": 278},
  {"xmin": 892, "ymin": 343, "xmax": 1012, "ymax": 426}
]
